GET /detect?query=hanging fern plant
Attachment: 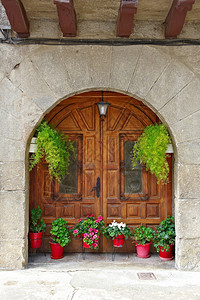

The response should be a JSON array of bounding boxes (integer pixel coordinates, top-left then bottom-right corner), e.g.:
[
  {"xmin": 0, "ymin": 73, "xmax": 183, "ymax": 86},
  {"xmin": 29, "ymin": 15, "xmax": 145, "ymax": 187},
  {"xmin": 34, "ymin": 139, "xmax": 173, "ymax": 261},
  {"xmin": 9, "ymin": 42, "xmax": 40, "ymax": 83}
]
[
  {"xmin": 29, "ymin": 121, "xmax": 75, "ymax": 182},
  {"xmin": 131, "ymin": 123, "xmax": 171, "ymax": 184}
]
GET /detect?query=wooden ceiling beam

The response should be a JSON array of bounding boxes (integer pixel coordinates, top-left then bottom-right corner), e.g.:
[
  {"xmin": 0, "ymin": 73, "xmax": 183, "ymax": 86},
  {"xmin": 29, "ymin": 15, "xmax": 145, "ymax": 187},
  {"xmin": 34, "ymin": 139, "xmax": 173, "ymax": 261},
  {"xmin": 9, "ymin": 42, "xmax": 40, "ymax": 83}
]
[
  {"xmin": 165, "ymin": 0, "xmax": 195, "ymax": 39},
  {"xmin": 117, "ymin": 0, "xmax": 138, "ymax": 38},
  {"xmin": 54, "ymin": 0, "xmax": 77, "ymax": 37},
  {"xmin": 1, "ymin": 0, "xmax": 30, "ymax": 38}
]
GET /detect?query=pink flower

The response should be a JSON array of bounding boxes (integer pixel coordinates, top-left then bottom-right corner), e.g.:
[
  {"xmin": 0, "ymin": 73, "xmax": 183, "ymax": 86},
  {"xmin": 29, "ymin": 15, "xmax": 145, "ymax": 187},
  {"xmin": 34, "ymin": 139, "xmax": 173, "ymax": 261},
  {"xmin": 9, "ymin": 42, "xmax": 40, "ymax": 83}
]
[
  {"xmin": 93, "ymin": 234, "xmax": 97, "ymax": 239},
  {"xmin": 89, "ymin": 228, "xmax": 93, "ymax": 232},
  {"xmin": 95, "ymin": 240, "xmax": 98, "ymax": 243},
  {"xmin": 73, "ymin": 229, "xmax": 78, "ymax": 234},
  {"xmin": 98, "ymin": 216, "xmax": 103, "ymax": 221},
  {"xmin": 78, "ymin": 219, "xmax": 82, "ymax": 222},
  {"xmin": 94, "ymin": 229, "xmax": 98, "ymax": 233},
  {"xmin": 90, "ymin": 232, "xmax": 94, "ymax": 236},
  {"xmin": 87, "ymin": 214, "xmax": 94, "ymax": 218},
  {"xmin": 93, "ymin": 243, "xmax": 98, "ymax": 248},
  {"xmin": 83, "ymin": 233, "xmax": 88, "ymax": 237}
]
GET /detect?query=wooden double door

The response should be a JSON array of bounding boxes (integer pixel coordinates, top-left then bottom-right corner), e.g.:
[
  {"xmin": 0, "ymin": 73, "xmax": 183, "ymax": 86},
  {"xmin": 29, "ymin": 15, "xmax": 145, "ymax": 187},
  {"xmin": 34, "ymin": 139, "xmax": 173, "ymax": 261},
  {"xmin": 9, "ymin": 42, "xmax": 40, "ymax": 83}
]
[{"xmin": 30, "ymin": 91, "xmax": 172, "ymax": 252}]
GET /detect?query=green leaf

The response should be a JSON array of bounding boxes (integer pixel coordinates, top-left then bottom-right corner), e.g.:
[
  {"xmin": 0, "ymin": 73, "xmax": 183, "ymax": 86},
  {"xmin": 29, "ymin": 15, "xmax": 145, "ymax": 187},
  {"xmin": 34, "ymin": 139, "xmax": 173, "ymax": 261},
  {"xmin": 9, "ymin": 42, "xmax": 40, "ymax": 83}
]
[
  {"xmin": 29, "ymin": 121, "xmax": 76, "ymax": 182},
  {"xmin": 131, "ymin": 123, "xmax": 171, "ymax": 184}
]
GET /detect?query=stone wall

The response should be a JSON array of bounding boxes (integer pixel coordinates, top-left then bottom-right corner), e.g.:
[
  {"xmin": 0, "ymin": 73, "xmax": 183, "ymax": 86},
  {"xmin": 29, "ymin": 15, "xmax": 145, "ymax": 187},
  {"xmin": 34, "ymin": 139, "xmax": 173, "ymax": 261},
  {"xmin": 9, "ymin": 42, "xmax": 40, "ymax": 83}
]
[{"xmin": 0, "ymin": 44, "xmax": 199, "ymax": 270}]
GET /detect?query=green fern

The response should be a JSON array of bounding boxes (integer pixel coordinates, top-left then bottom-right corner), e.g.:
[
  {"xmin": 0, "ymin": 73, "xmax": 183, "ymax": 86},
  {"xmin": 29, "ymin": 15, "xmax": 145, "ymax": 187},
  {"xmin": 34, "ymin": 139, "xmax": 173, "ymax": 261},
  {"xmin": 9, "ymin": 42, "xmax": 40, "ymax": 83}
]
[
  {"xmin": 29, "ymin": 121, "xmax": 75, "ymax": 182},
  {"xmin": 131, "ymin": 123, "xmax": 171, "ymax": 184}
]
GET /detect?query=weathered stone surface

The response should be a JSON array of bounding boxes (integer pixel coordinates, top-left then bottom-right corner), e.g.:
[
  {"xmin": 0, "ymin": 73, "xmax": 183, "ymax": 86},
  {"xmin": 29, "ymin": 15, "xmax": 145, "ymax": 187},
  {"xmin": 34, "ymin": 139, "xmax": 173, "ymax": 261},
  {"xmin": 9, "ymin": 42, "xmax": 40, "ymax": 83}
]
[
  {"xmin": 9, "ymin": 58, "xmax": 57, "ymax": 112},
  {"xmin": 0, "ymin": 109, "xmax": 23, "ymax": 141},
  {"xmin": 0, "ymin": 191, "xmax": 27, "ymax": 239},
  {"xmin": 0, "ymin": 77, "xmax": 22, "ymax": 118},
  {"xmin": 30, "ymin": 19, "xmax": 61, "ymax": 39},
  {"xmin": 171, "ymin": 46, "xmax": 200, "ymax": 77},
  {"xmin": 59, "ymin": 46, "xmax": 92, "ymax": 91},
  {"xmin": 160, "ymin": 79, "xmax": 200, "ymax": 125},
  {"xmin": 170, "ymin": 110, "xmax": 200, "ymax": 144},
  {"xmin": 0, "ymin": 3, "xmax": 10, "ymax": 27},
  {"xmin": 83, "ymin": 45, "xmax": 112, "ymax": 89},
  {"xmin": 177, "ymin": 164, "xmax": 200, "ymax": 199},
  {"xmin": 0, "ymin": 137, "xmax": 25, "ymax": 162},
  {"xmin": 30, "ymin": 48, "xmax": 73, "ymax": 99},
  {"xmin": 147, "ymin": 60, "xmax": 194, "ymax": 111},
  {"xmin": 0, "ymin": 45, "xmax": 40, "ymax": 83},
  {"xmin": 0, "ymin": 71, "xmax": 4, "ymax": 82},
  {"xmin": 128, "ymin": 46, "xmax": 171, "ymax": 99},
  {"xmin": 177, "ymin": 140, "xmax": 200, "ymax": 165},
  {"xmin": 78, "ymin": 20, "xmax": 115, "ymax": 39},
  {"xmin": 176, "ymin": 238, "xmax": 200, "ymax": 271},
  {"xmin": 20, "ymin": 96, "xmax": 43, "ymax": 141},
  {"xmin": 60, "ymin": 46, "xmax": 112, "ymax": 91},
  {"xmin": 0, "ymin": 162, "xmax": 26, "ymax": 191},
  {"xmin": 110, "ymin": 46, "xmax": 142, "ymax": 91},
  {"xmin": 131, "ymin": 21, "xmax": 164, "ymax": 39},
  {"xmin": 176, "ymin": 199, "xmax": 200, "ymax": 239},
  {"xmin": 0, "ymin": 239, "xmax": 27, "ymax": 269}
]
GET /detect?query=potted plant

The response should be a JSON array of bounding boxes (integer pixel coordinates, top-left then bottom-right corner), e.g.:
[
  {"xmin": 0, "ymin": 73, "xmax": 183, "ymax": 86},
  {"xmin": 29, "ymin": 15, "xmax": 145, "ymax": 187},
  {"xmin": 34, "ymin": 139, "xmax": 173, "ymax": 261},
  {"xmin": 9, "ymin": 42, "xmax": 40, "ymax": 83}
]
[
  {"xmin": 153, "ymin": 215, "xmax": 175, "ymax": 260},
  {"xmin": 73, "ymin": 215, "xmax": 105, "ymax": 249},
  {"xmin": 49, "ymin": 218, "xmax": 71, "ymax": 259},
  {"xmin": 104, "ymin": 220, "xmax": 132, "ymax": 247},
  {"xmin": 133, "ymin": 226, "xmax": 154, "ymax": 258},
  {"xmin": 131, "ymin": 123, "xmax": 171, "ymax": 184},
  {"xmin": 29, "ymin": 121, "xmax": 75, "ymax": 182},
  {"xmin": 29, "ymin": 206, "xmax": 46, "ymax": 249}
]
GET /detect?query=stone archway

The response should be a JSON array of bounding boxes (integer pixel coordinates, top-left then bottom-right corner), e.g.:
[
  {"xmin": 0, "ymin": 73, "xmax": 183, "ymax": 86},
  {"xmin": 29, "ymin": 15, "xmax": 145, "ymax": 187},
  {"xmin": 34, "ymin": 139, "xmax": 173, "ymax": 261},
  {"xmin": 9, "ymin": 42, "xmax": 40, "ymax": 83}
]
[{"xmin": 0, "ymin": 44, "xmax": 199, "ymax": 270}]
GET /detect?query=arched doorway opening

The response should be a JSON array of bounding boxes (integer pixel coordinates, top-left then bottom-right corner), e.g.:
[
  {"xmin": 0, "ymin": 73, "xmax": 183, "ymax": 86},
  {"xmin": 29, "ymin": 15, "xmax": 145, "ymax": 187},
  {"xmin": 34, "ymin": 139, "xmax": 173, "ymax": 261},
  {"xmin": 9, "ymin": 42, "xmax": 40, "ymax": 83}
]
[{"xmin": 29, "ymin": 91, "xmax": 173, "ymax": 253}]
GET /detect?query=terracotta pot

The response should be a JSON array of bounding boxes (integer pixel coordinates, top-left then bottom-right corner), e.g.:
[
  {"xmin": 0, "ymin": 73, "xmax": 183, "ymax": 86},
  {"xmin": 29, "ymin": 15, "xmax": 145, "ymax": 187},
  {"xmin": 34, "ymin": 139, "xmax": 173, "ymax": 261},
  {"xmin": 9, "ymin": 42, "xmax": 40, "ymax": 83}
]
[
  {"xmin": 82, "ymin": 234, "xmax": 90, "ymax": 248},
  {"xmin": 135, "ymin": 242, "xmax": 151, "ymax": 259},
  {"xmin": 159, "ymin": 244, "xmax": 174, "ymax": 261},
  {"xmin": 49, "ymin": 241, "xmax": 64, "ymax": 259},
  {"xmin": 113, "ymin": 234, "xmax": 125, "ymax": 247},
  {"xmin": 29, "ymin": 232, "xmax": 43, "ymax": 249}
]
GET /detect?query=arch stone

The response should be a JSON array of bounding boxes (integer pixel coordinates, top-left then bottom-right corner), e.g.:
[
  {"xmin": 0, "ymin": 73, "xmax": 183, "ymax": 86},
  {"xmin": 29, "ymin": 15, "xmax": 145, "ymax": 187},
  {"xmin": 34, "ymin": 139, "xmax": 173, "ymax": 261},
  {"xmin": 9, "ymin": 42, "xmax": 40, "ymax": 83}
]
[{"xmin": 0, "ymin": 44, "xmax": 199, "ymax": 270}]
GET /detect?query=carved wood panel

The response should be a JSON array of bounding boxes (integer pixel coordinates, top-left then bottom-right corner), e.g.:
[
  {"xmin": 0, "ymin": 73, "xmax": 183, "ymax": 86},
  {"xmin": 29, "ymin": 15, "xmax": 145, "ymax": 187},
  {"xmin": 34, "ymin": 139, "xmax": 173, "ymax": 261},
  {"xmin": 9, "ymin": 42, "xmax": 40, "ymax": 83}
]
[{"xmin": 30, "ymin": 91, "xmax": 172, "ymax": 253}]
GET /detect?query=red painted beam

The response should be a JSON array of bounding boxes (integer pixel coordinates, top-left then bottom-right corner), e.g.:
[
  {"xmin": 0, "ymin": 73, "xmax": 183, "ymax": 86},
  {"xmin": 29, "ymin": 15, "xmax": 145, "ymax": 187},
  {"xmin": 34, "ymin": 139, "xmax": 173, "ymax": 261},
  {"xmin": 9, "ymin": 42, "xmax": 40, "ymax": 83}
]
[
  {"xmin": 1, "ymin": 0, "xmax": 30, "ymax": 38},
  {"xmin": 117, "ymin": 0, "xmax": 138, "ymax": 37},
  {"xmin": 165, "ymin": 0, "xmax": 195, "ymax": 39},
  {"xmin": 54, "ymin": 0, "xmax": 77, "ymax": 37}
]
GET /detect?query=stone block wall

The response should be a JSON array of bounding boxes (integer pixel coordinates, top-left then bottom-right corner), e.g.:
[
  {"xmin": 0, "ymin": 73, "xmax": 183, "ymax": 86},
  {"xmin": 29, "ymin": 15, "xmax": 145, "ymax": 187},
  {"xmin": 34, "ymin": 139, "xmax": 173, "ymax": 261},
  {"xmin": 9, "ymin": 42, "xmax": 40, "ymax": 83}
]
[{"xmin": 0, "ymin": 44, "xmax": 199, "ymax": 270}]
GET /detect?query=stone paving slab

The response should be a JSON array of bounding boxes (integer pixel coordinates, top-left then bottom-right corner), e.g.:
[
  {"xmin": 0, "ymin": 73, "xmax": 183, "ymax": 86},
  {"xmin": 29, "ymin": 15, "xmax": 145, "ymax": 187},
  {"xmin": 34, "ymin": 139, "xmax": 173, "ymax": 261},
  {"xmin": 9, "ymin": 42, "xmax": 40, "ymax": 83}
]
[{"xmin": 0, "ymin": 253, "xmax": 200, "ymax": 300}]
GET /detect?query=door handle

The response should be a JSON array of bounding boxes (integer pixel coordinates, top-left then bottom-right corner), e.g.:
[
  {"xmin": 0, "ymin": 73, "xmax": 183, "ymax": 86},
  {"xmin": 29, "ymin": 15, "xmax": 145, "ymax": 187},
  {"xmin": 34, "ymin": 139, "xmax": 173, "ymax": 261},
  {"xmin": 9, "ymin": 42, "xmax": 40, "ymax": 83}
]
[{"xmin": 90, "ymin": 177, "xmax": 100, "ymax": 198}]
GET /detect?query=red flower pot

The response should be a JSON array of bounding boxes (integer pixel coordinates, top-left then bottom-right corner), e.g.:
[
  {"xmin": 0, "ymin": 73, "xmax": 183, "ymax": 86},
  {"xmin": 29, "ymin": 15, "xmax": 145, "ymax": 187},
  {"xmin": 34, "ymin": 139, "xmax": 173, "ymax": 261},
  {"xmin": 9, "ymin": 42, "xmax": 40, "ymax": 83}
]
[
  {"xmin": 82, "ymin": 234, "xmax": 90, "ymax": 248},
  {"xmin": 113, "ymin": 234, "xmax": 125, "ymax": 247},
  {"xmin": 159, "ymin": 244, "xmax": 174, "ymax": 261},
  {"xmin": 49, "ymin": 241, "xmax": 64, "ymax": 259},
  {"xmin": 135, "ymin": 242, "xmax": 151, "ymax": 259},
  {"xmin": 29, "ymin": 232, "xmax": 43, "ymax": 249}
]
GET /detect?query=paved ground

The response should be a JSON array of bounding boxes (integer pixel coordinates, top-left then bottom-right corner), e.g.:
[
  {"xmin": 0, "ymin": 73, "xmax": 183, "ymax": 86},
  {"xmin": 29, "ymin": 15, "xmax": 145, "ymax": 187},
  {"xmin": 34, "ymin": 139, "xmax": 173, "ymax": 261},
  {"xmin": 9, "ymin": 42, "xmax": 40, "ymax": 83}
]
[{"xmin": 0, "ymin": 253, "xmax": 200, "ymax": 299}]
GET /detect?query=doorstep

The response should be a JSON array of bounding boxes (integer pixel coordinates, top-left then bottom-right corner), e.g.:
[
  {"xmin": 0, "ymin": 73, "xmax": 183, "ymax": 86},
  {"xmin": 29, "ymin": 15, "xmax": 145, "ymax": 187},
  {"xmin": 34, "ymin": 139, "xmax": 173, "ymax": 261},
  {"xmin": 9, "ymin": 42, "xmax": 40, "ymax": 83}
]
[{"xmin": 28, "ymin": 252, "xmax": 175, "ymax": 272}]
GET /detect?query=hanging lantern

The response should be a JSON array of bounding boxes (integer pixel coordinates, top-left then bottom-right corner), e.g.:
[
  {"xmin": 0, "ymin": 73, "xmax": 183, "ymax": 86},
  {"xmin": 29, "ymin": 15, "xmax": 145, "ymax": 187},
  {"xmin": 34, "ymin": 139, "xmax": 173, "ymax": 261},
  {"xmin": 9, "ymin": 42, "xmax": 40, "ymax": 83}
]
[{"xmin": 97, "ymin": 92, "xmax": 110, "ymax": 121}]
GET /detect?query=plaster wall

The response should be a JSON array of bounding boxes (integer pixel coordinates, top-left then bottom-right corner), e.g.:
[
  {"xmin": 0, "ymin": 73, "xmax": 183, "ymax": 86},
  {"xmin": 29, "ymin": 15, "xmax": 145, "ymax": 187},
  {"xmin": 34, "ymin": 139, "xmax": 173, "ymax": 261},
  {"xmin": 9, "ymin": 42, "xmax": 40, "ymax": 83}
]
[{"xmin": 0, "ymin": 44, "xmax": 199, "ymax": 270}]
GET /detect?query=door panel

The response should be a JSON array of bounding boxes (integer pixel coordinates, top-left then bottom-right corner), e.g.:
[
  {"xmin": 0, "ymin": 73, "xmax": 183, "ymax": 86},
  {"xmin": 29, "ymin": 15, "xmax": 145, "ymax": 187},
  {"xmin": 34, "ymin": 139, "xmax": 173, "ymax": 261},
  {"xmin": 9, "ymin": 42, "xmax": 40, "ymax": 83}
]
[{"xmin": 29, "ymin": 91, "xmax": 172, "ymax": 253}]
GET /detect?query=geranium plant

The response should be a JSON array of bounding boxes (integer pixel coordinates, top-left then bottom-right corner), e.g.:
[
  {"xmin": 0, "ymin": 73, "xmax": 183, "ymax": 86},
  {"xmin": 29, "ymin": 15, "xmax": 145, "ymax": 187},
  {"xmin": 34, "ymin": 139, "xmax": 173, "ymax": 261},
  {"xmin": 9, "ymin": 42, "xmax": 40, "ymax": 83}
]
[
  {"xmin": 104, "ymin": 220, "xmax": 132, "ymax": 240},
  {"xmin": 73, "ymin": 215, "xmax": 105, "ymax": 249},
  {"xmin": 153, "ymin": 215, "xmax": 175, "ymax": 252},
  {"xmin": 133, "ymin": 226, "xmax": 154, "ymax": 245},
  {"xmin": 131, "ymin": 123, "xmax": 171, "ymax": 184}
]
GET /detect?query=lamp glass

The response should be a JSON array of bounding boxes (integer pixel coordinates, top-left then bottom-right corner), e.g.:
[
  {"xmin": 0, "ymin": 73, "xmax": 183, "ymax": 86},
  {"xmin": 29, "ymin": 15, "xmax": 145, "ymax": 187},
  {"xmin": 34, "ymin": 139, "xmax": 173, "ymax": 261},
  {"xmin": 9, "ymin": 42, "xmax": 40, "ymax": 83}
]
[{"xmin": 97, "ymin": 102, "xmax": 110, "ymax": 117}]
